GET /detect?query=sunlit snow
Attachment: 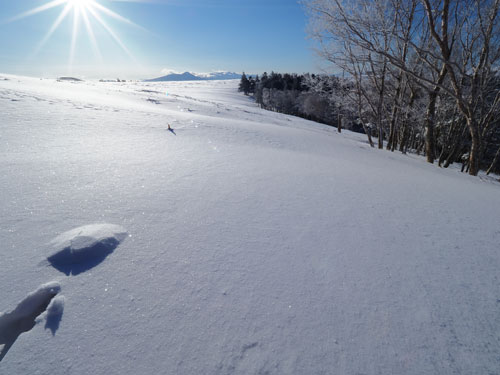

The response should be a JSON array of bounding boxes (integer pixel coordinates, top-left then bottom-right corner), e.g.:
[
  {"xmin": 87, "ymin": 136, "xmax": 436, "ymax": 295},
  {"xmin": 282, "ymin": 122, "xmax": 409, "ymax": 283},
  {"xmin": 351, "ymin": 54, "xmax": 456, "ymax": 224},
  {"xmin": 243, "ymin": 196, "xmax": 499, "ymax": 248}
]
[{"xmin": 0, "ymin": 74, "xmax": 499, "ymax": 374}]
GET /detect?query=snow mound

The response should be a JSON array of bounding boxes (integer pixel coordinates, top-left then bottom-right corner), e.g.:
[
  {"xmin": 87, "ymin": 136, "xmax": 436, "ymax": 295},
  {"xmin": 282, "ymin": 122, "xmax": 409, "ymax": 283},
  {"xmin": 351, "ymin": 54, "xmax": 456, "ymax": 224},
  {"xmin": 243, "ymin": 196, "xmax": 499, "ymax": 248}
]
[
  {"xmin": 0, "ymin": 282, "xmax": 61, "ymax": 361},
  {"xmin": 47, "ymin": 224, "xmax": 128, "ymax": 276},
  {"xmin": 50, "ymin": 224, "xmax": 128, "ymax": 253}
]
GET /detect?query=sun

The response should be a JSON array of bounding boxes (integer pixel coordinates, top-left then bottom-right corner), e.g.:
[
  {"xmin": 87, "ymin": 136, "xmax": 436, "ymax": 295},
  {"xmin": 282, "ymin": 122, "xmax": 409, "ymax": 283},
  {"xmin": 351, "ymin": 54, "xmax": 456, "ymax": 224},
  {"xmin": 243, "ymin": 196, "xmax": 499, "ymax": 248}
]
[
  {"xmin": 68, "ymin": 0, "xmax": 94, "ymax": 8},
  {"xmin": 9, "ymin": 0, "xmax": 143, "ymax": 72}
]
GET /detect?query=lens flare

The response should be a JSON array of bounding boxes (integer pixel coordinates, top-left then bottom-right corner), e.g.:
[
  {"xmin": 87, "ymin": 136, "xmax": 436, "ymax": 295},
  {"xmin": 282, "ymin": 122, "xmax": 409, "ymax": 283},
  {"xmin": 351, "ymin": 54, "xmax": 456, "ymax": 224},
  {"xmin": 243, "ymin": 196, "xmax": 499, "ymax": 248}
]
[
  {"xmin": 10, "ymin": 0, "xmax": 143, "ymax": 73},
  {"xmin": 68, "ymin": 0, "xmax": 94, "ymax": 8}
]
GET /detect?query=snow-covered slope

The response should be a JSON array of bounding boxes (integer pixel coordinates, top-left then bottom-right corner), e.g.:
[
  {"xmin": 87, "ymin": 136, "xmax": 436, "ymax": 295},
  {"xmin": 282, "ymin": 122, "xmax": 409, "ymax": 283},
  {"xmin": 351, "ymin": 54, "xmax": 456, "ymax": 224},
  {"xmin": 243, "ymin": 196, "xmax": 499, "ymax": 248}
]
[{"xmin": 0, "ymin": 74, "xmax": 499, "ymax": 374}]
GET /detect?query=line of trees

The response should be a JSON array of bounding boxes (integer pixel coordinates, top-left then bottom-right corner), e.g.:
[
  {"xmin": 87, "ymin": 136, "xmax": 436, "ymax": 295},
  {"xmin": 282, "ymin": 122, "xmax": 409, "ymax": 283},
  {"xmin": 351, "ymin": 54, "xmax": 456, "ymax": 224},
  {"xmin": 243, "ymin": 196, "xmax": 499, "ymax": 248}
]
[
  {"xmin": 239, "ymin": 72, "xmax": 366, "ymax": 133},
  {"xmin": 293, "ymin": 0, "xmax": 500, "ymax": 176}
]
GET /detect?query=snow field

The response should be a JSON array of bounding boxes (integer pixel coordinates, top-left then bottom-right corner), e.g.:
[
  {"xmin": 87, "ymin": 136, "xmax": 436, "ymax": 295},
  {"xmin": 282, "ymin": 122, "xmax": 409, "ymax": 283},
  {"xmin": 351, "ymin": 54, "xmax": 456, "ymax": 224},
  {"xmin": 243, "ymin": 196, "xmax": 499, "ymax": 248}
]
[{"xmin": 0, "ymin": 75, "xmax": 499, "ymax": 374}]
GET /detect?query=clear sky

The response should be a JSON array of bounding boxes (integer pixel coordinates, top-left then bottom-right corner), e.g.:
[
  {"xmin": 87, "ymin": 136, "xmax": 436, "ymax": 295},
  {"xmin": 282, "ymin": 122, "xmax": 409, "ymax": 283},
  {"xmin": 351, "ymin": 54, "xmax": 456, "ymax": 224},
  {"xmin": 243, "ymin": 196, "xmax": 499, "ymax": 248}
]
[{"xmin": 0, "ymin": 0, "xmax": 320, "ymax": 79}]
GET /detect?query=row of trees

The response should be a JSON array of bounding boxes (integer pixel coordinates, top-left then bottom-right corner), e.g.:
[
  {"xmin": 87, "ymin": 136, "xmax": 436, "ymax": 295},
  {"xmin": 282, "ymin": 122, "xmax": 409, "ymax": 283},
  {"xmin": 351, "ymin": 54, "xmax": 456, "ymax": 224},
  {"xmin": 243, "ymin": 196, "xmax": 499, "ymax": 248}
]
[
  {"xmin": 239, "ymin": 72, "xmax": 366, "ymax": 132},
  {"xmin": 291, "ymin": 0, "xmax": 500, "ymax": 176}
]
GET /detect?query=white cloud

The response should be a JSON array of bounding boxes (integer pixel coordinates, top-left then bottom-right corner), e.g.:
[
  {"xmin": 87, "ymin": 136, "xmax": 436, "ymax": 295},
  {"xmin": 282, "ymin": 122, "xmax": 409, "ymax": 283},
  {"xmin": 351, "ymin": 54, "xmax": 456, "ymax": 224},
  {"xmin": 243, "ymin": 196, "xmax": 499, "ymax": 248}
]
[{"xmin": 160, "ymin": 68, "xmax": 182, "ymax": 75}]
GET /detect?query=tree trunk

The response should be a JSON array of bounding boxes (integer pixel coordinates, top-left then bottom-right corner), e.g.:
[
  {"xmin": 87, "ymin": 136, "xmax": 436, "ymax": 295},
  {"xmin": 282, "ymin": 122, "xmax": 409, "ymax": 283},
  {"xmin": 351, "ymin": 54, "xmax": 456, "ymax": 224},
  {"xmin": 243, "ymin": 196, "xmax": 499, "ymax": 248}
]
[
  {"xmin": 423, "ymin": 65, "xmax": 448, "ymax": 163},
  {"xmin": 438, "ymin": 115, "xmax": 458, "ymax": 167},
  {"xmin": 399, "ymin": 123, "xmax": 409, "ymax": 154},
  {"xmin": 357, "ymin": 101, "xmax": 374, "ymax": 148},
  {"xmin": 486, "ymin": 144, "xmax": 500, "ymax": 175},
  {"xmin": 391, "ymin": 129, "xmax": 398, "ymax": 152},
  {"xmin": 372, "ymin": 55, "xmax": 387, "ymax": 150},
  {"xmin": 387, "ymin": 74, "xmax": 404, "ymax": 151},
  {"xmin": 337, "ymin": 114, "xmax": 342, "ymax": 133},
  {"xmin": 399, "ymin": 88, "xmax": 416, "ymax": 154},
  {"xmin": 416, "ymin": 133, "xmax": 424, "ymax": 155},
  {"xmin": 468, "ymin": 119, "xmax": 482, "ymax": 176},
  {"xmin": 361, "ymin": 122, "xmax": 374, "ymax": 147},
  {"xmin": 443, "ymin": 123, "xmax": 467, "ymax": 168},
  {"xmin": 423, "ymin": 101, "xmax": 436, "ymax": 162}
]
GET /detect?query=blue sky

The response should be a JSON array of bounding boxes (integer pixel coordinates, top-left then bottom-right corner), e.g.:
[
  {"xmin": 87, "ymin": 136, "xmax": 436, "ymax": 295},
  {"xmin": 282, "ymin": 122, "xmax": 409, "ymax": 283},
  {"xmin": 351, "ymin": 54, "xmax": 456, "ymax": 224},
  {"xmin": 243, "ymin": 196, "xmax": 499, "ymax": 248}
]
[{"xmin": 0, "ymin": 0, "xmax": 320, "ymax": 79}]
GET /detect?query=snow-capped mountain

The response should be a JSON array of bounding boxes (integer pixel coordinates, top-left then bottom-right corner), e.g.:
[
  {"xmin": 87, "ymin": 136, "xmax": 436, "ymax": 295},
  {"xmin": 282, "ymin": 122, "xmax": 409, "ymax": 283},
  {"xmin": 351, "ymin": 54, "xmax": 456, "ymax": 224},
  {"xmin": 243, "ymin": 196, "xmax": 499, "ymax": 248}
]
[{"xmin": 145, "ymin": 71, "xmax": 241, "ymax": 82}]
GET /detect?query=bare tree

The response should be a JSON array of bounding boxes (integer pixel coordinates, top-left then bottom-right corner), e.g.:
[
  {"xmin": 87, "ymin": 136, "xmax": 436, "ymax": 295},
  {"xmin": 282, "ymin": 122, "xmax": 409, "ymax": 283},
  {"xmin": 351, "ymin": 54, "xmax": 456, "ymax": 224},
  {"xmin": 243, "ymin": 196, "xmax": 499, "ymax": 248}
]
[
  {"xmin": 421, "ymin": 0, "xmax": 500, "ymax": 175},
  {"xmin": 303, "ymin": 0, "xmax": 500, "ymax": 175}
]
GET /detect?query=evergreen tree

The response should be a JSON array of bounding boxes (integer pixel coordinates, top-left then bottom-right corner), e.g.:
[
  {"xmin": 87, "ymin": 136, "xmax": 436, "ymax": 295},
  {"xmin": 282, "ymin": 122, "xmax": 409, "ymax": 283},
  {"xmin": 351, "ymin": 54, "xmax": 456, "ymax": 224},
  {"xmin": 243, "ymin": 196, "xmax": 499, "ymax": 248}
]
[
  {"xmin": 249, "ymin": 76, "xmax": 256, "ymax": 94},
  {"xmin": 238, "ymin": 72, "xmax": 251, "ymax": 95}
]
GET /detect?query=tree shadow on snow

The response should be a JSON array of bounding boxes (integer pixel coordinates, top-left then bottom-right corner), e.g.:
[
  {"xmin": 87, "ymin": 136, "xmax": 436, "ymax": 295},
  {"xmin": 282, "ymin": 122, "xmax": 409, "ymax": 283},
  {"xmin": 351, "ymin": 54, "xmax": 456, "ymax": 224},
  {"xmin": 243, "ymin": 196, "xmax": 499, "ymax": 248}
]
[{"xmin": 47, "ymin": 239, "xmax": 119, "ymax": 276}]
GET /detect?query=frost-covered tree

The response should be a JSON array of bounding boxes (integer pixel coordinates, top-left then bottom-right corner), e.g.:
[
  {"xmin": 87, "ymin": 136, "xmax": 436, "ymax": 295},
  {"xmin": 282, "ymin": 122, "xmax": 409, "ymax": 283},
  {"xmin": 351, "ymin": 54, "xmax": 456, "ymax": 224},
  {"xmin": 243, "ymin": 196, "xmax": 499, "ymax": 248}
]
[{"xmin": 302, "ymin": 0, "xmax": 500, "ymax": 175}]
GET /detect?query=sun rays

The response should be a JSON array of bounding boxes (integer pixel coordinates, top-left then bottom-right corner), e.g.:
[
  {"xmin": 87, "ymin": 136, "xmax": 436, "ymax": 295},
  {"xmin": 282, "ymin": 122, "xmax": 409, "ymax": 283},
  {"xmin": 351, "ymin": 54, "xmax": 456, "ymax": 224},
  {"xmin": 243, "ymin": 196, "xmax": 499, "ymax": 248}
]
[{"xmin": 11, "ymin": 0, "xmax": 143, "ymax": 72}]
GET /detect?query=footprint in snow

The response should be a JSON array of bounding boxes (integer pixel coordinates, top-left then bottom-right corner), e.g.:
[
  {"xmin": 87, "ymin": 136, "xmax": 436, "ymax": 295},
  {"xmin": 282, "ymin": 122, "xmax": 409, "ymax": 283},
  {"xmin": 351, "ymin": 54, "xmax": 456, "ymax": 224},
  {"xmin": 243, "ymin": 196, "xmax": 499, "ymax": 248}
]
[
  {"xmin": 44, "ymin": 295, "xmax": 65, "ymax": 336},
  {"xmin": 1, "ymin": 224, "xmax": 127, "ymax": 361},
  {"xmin": 44, "ymin": 223, "xmax": 128, "ymax": 276},
  {"xmin": 0, "ymin": 282, "xmax": 61, "ymax": 361}
]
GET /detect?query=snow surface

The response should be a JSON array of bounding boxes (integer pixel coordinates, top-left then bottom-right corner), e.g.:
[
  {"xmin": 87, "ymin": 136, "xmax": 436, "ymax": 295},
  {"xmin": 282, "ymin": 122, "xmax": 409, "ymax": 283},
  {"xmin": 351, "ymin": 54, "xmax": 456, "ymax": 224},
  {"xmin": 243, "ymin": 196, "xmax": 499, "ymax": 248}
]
[{"xmin": 0, "ymin": 74, "xmax": 499, "ymax": 374}]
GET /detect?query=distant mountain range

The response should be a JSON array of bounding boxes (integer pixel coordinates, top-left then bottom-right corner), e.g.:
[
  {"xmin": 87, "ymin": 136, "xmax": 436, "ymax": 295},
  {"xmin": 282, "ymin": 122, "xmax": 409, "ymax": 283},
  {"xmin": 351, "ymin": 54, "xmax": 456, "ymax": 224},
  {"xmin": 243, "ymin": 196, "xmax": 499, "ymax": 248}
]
[{"xmin": 145, "ymin": 71, "xmax": 241, "ymax": 82}]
